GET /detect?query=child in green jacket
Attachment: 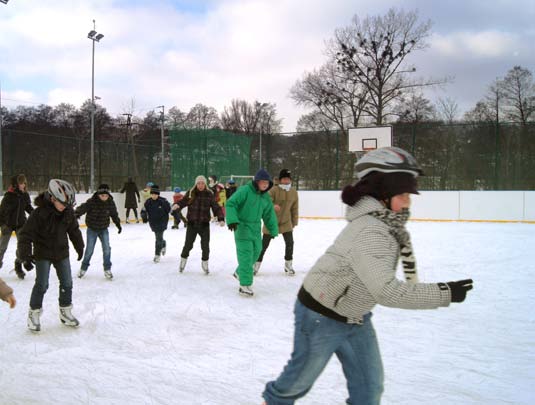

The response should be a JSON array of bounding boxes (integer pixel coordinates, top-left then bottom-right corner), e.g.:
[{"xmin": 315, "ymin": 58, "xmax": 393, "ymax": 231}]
[{"xmin": 226, "ymin": 169, "xmax": 278, "ymax": 297}]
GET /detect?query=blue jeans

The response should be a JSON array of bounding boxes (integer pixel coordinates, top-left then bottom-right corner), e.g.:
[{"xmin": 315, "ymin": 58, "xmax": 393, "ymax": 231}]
[
  {"xmin": 263, "ymin": 300, "xmax": 384, "ymax": 405},
  {"xmin": 81, "ymin": 228, "xmax": 112, "ymax": 270},
  {"xmin": 30, "ymin": 257, "xmax": 73, "ymax": 309}
]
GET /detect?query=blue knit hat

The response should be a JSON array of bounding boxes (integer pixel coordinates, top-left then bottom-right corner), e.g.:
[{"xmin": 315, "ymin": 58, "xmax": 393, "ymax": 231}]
[
  {"xmin": 254, "ymin": 168, "xmax": 272, "ymax": 182},
  {"xmin": 174, "ymin": 187, "xmax": 182, "ymax": 193}
]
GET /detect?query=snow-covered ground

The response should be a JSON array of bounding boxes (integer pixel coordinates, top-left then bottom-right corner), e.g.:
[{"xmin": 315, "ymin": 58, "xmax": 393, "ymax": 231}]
[{"xmin": 0, "ymin": 219, "xmax": 533, "ymax": 405}]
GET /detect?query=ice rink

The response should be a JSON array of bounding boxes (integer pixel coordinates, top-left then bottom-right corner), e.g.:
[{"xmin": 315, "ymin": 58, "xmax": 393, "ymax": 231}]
[{"xmin": 1, "ymin": 218, "xmax": 533, "ymax": 404}]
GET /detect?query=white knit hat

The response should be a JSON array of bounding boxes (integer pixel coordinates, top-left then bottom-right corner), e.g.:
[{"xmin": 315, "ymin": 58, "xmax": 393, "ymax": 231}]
[{"xmin": 195, "ymin": 175, "xmax": 207, "ymax": 184}]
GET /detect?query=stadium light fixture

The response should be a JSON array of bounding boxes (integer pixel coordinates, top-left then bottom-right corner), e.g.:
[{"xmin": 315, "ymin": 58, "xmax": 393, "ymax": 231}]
[{"xmin": 88, "ymin": 20, "xmax": 104, "ymax": 192}]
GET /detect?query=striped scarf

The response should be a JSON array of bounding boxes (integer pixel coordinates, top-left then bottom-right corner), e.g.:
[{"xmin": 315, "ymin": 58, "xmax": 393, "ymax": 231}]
[{"xmin": 370, "ymin": 208, "xmax": 418, "ymax": 283}]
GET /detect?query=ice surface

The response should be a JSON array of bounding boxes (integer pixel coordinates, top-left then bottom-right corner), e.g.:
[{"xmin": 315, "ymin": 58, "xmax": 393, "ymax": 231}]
[{"xmin": 1, "ymin": 220, "xmax": 533, "ymax": 404}]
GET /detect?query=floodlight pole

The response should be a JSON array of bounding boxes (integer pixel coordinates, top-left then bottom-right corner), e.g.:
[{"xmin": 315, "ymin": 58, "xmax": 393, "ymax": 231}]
[
  {"xmin": 156, "ymin": 105, "xmax": 165, "ymax": 176},
  {"xmin": 0, "ymin": 81, "xmax": 3, "ymax": 193},
  {"xmin": 88, "ymin": 20, "xmax": 104, "ymax": 192}
]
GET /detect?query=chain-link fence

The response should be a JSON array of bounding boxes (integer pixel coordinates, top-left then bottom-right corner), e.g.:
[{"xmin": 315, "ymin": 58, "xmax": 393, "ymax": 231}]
[{"xmin": 2, "ymin": 122, "xmax": 535, "ymax": 193}]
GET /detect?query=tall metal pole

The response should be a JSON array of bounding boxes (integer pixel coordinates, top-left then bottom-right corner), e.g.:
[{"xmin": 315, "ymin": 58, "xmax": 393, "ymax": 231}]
[{"xmin": 90, "ymin": 37, "xmax": 95, "ymax": 193}]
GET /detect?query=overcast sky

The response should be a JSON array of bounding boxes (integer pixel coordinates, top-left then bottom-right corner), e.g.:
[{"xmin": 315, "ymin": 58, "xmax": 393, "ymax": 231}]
[{"xmin": 0, "ymin": 0, "xmax": 534, "ymax": 132}]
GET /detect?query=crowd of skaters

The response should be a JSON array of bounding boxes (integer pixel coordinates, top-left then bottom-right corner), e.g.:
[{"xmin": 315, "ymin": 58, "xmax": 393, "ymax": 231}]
[{"xmin": 0, "ymin": 147, "xmax": 475, "ymax": 405}]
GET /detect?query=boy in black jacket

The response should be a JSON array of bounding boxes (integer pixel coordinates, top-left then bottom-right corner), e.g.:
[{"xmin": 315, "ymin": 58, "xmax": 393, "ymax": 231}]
[
  {"xmin": 0, "ymin": 174, "xmax": 34, "ymax": 279},
  {"xmin": 75, "ymin": 184, "xmax": 122, "ymax": 280},
  {"xmin": 17, "ymin": 179, "xmax": 84, "ymax": 332},
  {"xmin": 141, "ymin": 185, "xmax": 171, "ymax": 263}
]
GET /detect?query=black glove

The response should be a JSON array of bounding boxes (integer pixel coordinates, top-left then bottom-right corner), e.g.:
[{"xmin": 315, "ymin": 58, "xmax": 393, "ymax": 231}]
[
  {"xmin": 228, "ymin": 223, "xmax": 238, "ymax": 231},
  {"xmin": 77, "ymin": 251, "xmax": 83, "ymax": 261},
  {"xmin": 117, "ymin": 225, "xmax": 122, "ymax": 234},
  {"xmin": 23, "ymin": 257, "xmax": 35, "ymax": 271},
  {"xmin": 445, "ymin": 279, "xmax": 474, "ymax": 303}
]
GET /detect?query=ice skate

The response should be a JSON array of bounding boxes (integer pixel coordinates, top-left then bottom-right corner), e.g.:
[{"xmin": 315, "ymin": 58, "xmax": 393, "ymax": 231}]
[
  {"xmin": 253, "ymin": 261, "xmax": 261, "ymax": 276},
  {"xmin": 179, "ymin": 257, "xmax": 187, "ymax": 272},
  {"xmin": 172, "ymin": 225, "xmax": 178, "ymax": 229},
  {"xmin": 78, "ymin": 268, "xmax": 87, "ymax": 279},
  {"xmin": 233, "ymin": 271, "xmax": 239, "ymax": 281},
  {"xmin": 153, "ymin": 255, "xmax": 161, "ymax": 263},
  {"xmin": 161, "ymin": 243, "xmax": 167, "ymax": 256},
  {"xmin": 201, "ymin": 260, "xmax": 209, "ymax": 275},
  {"xmin": 239, "ymin": 285, "xmax": 254, "ymax": 297},
  {"xmin": 59, "ymin": 305, "xmax": 79, "ymax": 327},
  {"xmin": 104, "ymin": 269, "xmax": 113, "ymax": 280},
  {"xmin": 284, "ymin": 260, "xmax": 295, "ymax": 276},
  {"xmin": 27, "ymin": 308, "xmax": 42, "ymax": 332}
]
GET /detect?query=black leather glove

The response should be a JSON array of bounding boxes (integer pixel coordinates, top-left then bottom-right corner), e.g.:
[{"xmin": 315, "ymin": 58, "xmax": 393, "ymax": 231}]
[
  {"xmin": 77, "ymin": 251, "xmax": 83, "ymax": 261},
  {"xmin": 117, "ymin": 225, "xmax": 122, "ymax": 234},
  {"xmin": 23, "ymin": 257, "xmax": 35, "ymax": 271},
  {"xmin": 445, "ymin": 279, "xmax": 474, "ymax": 303},
  {"xmin": 228, "ymin": 223, "xmax": 238, "ymax": 231}
]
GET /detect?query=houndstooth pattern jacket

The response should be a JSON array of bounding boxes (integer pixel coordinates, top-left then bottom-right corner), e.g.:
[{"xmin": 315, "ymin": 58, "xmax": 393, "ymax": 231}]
[{"xmin": 302, "ymin": 196, "xmax": 451, "ymax": 324}]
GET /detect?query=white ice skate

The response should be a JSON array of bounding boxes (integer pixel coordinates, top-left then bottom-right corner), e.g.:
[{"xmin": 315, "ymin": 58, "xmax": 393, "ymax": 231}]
[
  {"xmin": 201, "ymin": 260, "xmax": 209, "ymax": 275},
  {"xmin": 78, "ymin": 268, "xmax": 87, "ymax": 279},
  {"xmin": 104, "ymin": 269, "xmax": 113, "ymax": 280},
  {"xmin": 284, "ymin": 260, "xmax": 295, "ymax": 276},
  {"xmin": 161, "ymin": 245, "xmax": 166, "ymax": 256},
  {"xmin": 179, "ymin": 257, "xmax": 187, "ymax": 273},
  {"xmin": 27, "ymin": 308, "xmax": 42, "ymax": 332},
  {"xmin": 153, "ymin": 255, "xmax": 161, "ymax": 263},
  {"xmin": 239, "ymin": 285, "xmax": 254, "ymax": 297},
  {"xmin": 59, "ymin": 305, "xmax": 79, "ymax": 327},
  {"xmin": 253, "ymin": 261, "xmax": 261, "ymax": 276}
]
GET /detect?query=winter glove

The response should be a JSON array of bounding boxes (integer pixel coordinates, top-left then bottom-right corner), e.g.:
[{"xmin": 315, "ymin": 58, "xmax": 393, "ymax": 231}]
[
  {"xmin": 117, "ymin": 225, "xmax": 122, "ymax": 234},
  {"xmin": 141, "ymin": 210, "xmax": 148, "ymax": 224},
  {"xmin": 77, "ymin": 250, "xmax": 83, "ymax": 261},
  {"xmin": 228, "ymin": 223, "xmax": 238, "ymax": 231},
  {"xmin": 23, "ymin": 256, "xmax": 35, "ymax": 271},
  {"xmin": 444, "ymin": 279, "xmax": 474, "ymax": 303}
]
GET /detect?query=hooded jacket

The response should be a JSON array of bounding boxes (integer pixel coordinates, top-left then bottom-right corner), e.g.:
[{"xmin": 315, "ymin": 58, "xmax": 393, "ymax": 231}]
[
  {"xmin": 0, "ymin": 186, "xmax": 34, "ymax": 231},
  {"xmin": 262, "ymin": 184, "xmax": 298, "ymax": 235},
  {"xmin": 17, "ymin": 192, "xmax": 84, "ymax": 262},
  {"xmin": 300, "ymin": 196, "xmax": 450, "ymax": 324},
  {"xmin": 75, "ymin": 192, "xmax": 121, "ymax": 230}
]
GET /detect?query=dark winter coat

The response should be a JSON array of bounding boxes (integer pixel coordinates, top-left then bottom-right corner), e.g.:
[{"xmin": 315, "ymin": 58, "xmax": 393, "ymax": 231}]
[
  {"xmin": 144, "ymin": 197, "xmax": 171, "ymax": 232},
  {"xmin": 17, "ymin": 193, "xmax": 84, "ymax": 262},
  {"xmin": 225, "ymin": 185, "xmax": 237, "ymax": 200},
  {"xmin": 75, "ymin": 193, "xmax": 121, "ymax": 230},
  {"xmin": 120, "ymin": 180, "xmax": 140, "ymax": 209},
  {"xmin": 177, "ymin": 187, "xmax": 223, "ymax": 224},
  {"xmin": 0, "ymin": 186, "xmax": 34, "ymax": 231}
]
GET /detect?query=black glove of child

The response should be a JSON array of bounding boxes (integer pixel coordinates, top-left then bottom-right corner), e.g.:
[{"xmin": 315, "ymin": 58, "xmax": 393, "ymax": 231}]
[
  {"xmin": 77, "ymin": 251, "xmax": 83, "ymax": 261},
  {"xmin": 228, "ymin": 223, "xmax": 238, "ymax": 231},
  {"xmin": 443, "ymin": 279, "xmax": 474, "ymax": 303},
  {"xmin": 23, "ymin": 256, "xmax": 35, "ymax": 271},
  {"xmin": 117, "ymin": 225, "xmax": 122, "ymax": 234}
]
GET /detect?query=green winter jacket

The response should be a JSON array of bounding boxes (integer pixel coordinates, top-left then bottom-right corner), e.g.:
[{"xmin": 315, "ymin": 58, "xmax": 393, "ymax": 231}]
[{"xmin": 226, "ymin": 182, "xmax": 279, "ymax": 240}]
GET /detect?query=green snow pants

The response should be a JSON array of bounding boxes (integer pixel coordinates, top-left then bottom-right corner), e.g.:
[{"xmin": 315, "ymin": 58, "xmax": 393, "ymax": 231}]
[{"xmin": 234, "ymin": 237, "xmax": 262, "ymax": 287}]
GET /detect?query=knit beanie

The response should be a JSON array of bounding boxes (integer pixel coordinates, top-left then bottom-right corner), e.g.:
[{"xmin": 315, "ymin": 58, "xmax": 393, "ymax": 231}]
[
  {"xmin": 195, "ymin": 175, "xmax": 207, "ymax": 185},
  {"xmin": 150, "ymin": 184, "xmax": 161, "ymax": 195},
  {"xmin": 279, "ymin": 169, "xmax": 291, "ymax": 180},
  {"xmin": 97, "ymin": 183, "xmax": 111, "ymax": 195},
  {"xmin": 254, "ymin": 168, "xmax": 272, "ymax": 182},
  {"xmin": 341, "ymin": 171, "xmax": 419, "ymax": 206}
]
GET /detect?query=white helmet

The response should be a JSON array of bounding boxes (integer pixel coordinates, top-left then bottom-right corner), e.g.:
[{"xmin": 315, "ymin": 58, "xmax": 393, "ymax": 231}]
[
  {"xmin": 355, "ymin": 147, "xmax": 423, "ymax": 179},
  {"xmin": 48, "ymin": 179, "xmax": 76, "ymax": 206}
]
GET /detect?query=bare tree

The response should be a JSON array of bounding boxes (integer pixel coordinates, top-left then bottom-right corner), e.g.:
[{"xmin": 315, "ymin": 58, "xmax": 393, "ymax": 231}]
[
  {"xmin": 464, "ymin": 79, "xmax": 503, "ymax": 124},
  {"xmin": 296, "ymin": 111, "xmax": 338, "ymax": 132},
  {"xmin": 333, "ymin": 8, "xmax": 445, "ymax": 125},
  {"xmin": 395, "ymin": 92, "xmax": 436, "ymax": 123},
  {"xmin": 167, "ymin": 106, "xmax": 188, "ymax": 129},
  {"xmin": 435, "ymin": 97, "xmax": 459, "ymax": 124},
  {"xmin": 185, "ymin": 103, "xmax": 220, "ymax": 130},
  {"xmin": 500, "ymin": 66, "xmax": 535, "ymax": 125},
  {"xmin": 221, "ymin": 99, "xmax": 282, "ymax": 135}
]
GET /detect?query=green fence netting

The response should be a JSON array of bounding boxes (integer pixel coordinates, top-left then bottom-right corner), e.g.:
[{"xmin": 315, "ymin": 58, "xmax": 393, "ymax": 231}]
[{"xmin": 169, "ymin": 129, "xmax": 252, "ymax": 190}]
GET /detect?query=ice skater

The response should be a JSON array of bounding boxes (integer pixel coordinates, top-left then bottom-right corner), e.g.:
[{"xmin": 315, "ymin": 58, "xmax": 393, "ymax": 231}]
[
  {"xmin": 18, "ymin": 179, "xmax": 85, "ymax": 332},
  {"xmin": 120, "ymin": 177, "xmax": 140, "ymax": 223},
  {"xmin": 262, "ymin": 147, "xmax": 474, "ymax": 404},
  {"xmin": 141, "ymin": 185, "xmax": 171, "ymax": 263}
]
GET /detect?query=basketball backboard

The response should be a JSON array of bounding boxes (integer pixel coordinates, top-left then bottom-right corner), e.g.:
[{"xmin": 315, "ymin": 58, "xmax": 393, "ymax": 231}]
[{"xmin": 348, "ymin": 126, "xmax": 392, "ymax": 152}]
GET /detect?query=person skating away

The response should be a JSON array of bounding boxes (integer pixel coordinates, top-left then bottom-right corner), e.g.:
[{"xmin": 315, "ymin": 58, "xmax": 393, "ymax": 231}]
[
  {"xmin": 173, "ymin": 175, "xmax": 224, "ymax": 274},
  {"xmin": 75, "ymin": 184, "xmax": 122, "ymax": 280},
  {"xmin": 171, "ymin": 187, "xmax": 188, "ymax": 229},
  {"xmin": 225, "ymin": 179, "xmax": 237, "ymax": 200},
  {"xmin": 255, "ymin": 169, "xmax": 299, "ymax": 277},
  {"xmin": 17, "ymin": 179, "xmax": 85, "ymax": 332},
  {"xmin": 141, "ymin": 185, "xmax": 171, "ymax": 263},
  {"xmin": 0, "ymin": 174, "xmax": 34, "ymax": 279},
  {"xmin": 225, "ymin": 169, "xmax": 278, "ymax": 297},
  {"xmin": 0, "ymin": 277, "xmax": 16, "ymax": 309},
  {"xmin": 120, "ymin": 177, "xmax": 140, "ymax": 223},
  {"xmin": 262, "ymin": 147, "xmax": 474, "ymax": 405}
]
